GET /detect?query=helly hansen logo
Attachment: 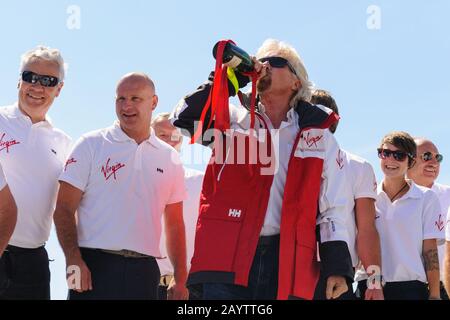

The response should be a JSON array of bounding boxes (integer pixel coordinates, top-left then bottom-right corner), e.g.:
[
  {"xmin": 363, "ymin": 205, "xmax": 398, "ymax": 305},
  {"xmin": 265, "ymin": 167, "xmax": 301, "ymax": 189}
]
[
  {"xmin": 0, "ymin": 133, "xmax": 20, "ymax": 153},
  {"xmin": 65, "ymin": 157, "xmax": 77, "ymax": 171},
  {"xmin": 228, "ymin": 209, "xmax": 242, "ymax": 218},
  {"xmin": 157, "ymin": 168, "xmax": 164, "ymax": 174},
  {"xmin": 101, "ymin": 158, "xmax": 125, "ymax": 181},
  {"xmin": 435, "ymin": 214, "xmax": 444, "ymax": 231}
]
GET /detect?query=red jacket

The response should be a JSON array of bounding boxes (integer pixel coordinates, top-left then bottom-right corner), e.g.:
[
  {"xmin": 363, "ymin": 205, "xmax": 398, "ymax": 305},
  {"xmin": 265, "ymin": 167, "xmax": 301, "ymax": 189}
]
[{"xmin": 172, "ymin": 76, "xmax": 353, "ymax": 300}]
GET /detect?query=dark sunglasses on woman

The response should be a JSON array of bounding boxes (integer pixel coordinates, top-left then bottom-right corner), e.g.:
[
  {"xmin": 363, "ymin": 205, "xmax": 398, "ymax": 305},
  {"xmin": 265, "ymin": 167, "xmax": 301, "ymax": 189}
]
[{"xmin": 377, "ymin": 148, "xmax": 412, "ymax": 162}]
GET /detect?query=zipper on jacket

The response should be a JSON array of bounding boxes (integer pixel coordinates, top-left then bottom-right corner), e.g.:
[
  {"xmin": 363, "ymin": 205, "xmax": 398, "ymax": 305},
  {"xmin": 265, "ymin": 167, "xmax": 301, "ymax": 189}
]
[{"xmin": 217, "ymin": 144, "xmax": 232, "ymax": 182}]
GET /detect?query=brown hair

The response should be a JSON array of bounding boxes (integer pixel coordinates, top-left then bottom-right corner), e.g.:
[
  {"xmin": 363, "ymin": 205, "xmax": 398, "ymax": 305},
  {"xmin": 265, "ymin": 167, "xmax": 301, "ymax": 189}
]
[
  {"xmin": 380, "ymin": 131, "xmax": 417, "ymax": 167},
  {"xmin": 311, "ymin": 89, "xmax": 339, "ymax": 133}
]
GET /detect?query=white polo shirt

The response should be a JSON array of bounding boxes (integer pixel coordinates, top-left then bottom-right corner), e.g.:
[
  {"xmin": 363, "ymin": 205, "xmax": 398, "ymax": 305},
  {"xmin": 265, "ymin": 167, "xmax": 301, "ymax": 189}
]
[
  {"xmin": 375, "ymin": 181, "xmax": 444, "ymax": 283},
  {"xmin": 431, "ymin": 182, "xmax": 450, "ymax": 281},
  {"xmin": 340, "ymin": 150, "xmax": 377, "ymax": 267},
  {"xmin": 158, "ymin": 167, "xmax": 204, "ymax": 275},
  {"xmin": 447, "ymin": 207, "xmax": 450, "ymax": 241},
  {"xmin": 60, "ymin": 122, "xmax": 186, "ymax": 257},
  {"xmin": 0, "ymin": 103, "xmax": 72, "ymax": 248}
]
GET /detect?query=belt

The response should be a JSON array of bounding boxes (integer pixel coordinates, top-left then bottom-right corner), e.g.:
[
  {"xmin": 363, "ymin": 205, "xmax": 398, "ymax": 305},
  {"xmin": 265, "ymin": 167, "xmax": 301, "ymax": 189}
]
[
  {"xmin": 5, "ymin": 245, "xmax": 45, "ymax": 253},
  {"xmin": 99, "ymin": 249, "xmax": 151, "ymax": 259},
  {"xmin": 160, "ymin": 274, "xmax": 174, "ymax": 287}
]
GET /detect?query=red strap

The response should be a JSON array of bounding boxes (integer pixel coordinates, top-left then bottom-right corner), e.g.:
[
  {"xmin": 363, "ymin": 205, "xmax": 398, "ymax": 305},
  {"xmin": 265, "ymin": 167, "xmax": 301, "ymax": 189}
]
[
  {"xmin": 191, "ymin": 40, "xmax": 235, "ymax": 144},
  {"xmin": 190, "ymin": 89, "xmax": 212, "ymax": 144},
  {"xmin": 241, "ymin": 70, "xmax": 259, "ymax": 130}
]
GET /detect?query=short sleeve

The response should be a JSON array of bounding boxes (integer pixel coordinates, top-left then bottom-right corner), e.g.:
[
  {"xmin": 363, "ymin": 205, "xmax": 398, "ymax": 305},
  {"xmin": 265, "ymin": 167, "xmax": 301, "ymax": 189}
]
[
  {"xmin": 423, "ymin": 190, "xmax": 445, "ymax": 242},
  {"xmin": 446, "ymin": 207, "xmax": 450, "ymax": 241},
  {"xmin": 353, "ymin": 160, "xmax": 377, "ymax": 200},
  {"xmin": 166, "ymin": 151, "xmax": 187, "ymax": 204},
  {"xmin": 59, "ymin": 136, "xmax": 92, "ymax": 192}
]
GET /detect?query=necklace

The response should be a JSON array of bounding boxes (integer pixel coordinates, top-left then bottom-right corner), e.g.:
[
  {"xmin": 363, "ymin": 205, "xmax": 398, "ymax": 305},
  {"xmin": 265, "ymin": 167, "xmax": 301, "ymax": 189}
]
[{"xmin": 390, "ymin": 182, "xmax": 409, "ymax": 202}]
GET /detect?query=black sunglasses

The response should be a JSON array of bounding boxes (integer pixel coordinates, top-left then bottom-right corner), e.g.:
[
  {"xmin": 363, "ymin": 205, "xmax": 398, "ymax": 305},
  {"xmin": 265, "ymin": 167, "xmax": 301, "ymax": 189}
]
[
  {"xmin": 377, "ymin": 148, "xmax": 411, "ymax": 162},
  {"xmin": 21, "ymin": 71, "xmax": 60, "ymax": 87},
  {"xmin": 258, "ymin": 56, "xmax": 298, "ymax": 77},
  {"xmin": 421, "ymin": 151, "xmax": 444, "ymax": 163}
]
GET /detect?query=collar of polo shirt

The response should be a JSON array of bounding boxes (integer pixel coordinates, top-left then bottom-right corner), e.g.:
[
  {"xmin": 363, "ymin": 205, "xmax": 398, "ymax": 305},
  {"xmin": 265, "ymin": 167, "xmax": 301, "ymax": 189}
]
[
  {"xmin": 11, "ymin": 102, "xmax": 53, "ymax": 128},
  {"xmin": 378, "ymin": 180, "xmax": 422, "ymax": 201},
  {"xmin": 109, "ymin": 121, "xmax": 160, "ymax": 148}
]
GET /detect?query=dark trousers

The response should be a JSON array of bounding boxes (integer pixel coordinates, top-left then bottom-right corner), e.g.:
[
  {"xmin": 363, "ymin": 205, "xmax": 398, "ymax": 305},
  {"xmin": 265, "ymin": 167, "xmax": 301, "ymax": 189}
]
[
  {"xmin": 158, "ymin": 284, "xmax": 168, "ymax": 300},
  {"xmin": 313, "ymin": 270, "xmax": 355, "ymax": 300},
  {"xmin": 158, "ymin": 282, "xmax": 203, "ymax": 300},
  {"xmin": 202, "ymin": 235, "xmax": 279, "ymax": 300},
  {"xmin": 357, "ymin": 280, "xmax": 428, "ymax": 300},
  {"xmin": 440, "ymin": 282, "xmax": 449, "ymax": 300},
  {"xmin": 0, "ymin": 245, "xmax": 50, "ymax": 300},
  {"xmin": 69, "ymin": 248, "xmax": 160, "ymax": 300}
]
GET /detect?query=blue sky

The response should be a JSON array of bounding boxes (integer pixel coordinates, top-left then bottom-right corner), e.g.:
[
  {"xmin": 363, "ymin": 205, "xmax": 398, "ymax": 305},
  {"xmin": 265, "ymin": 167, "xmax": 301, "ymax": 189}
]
[{"xmin": 1, "ymin": 1, "xmax": 449, "ymax": 299}]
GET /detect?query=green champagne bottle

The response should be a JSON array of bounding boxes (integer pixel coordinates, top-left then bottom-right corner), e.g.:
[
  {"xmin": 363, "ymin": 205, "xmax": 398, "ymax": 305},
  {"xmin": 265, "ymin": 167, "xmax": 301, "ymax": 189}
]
[{"xmin": 212, "ymin": 41, "xmax": 254, "ymax": 73}]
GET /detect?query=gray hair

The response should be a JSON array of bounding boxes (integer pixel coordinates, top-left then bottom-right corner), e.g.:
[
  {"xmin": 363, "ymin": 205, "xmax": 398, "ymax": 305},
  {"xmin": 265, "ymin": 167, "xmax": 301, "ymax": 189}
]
[
  {"xmin": 151, "ymin": 112, "xmax": 170, "ymax": 127},
  {"xmin": 256, "ymin": 39, "xmax": 314, "ymax": 106},
  {"xmin": 19, "ymin": 45, "xmax": 67, "ymax": 80}
]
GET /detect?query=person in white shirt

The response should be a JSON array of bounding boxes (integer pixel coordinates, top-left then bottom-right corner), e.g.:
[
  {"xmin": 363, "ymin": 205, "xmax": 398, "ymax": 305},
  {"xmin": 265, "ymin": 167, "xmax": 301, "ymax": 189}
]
[
  {"xmin": 54, "ymin": 73, "xmax": 189, "ymax": 300},
  {"xmin": 151, "ymin": 112, "xmax": 204, "ymax": 300},
  {"xmin": 0, "ymin": 46, "xmax": 72, "ymax": 300},
  {"xmin": 362, "ymin": 131, "xmax": 443, "ymax": 300},
  {"xmin": 407, "ymin": 138, "xmax": 449, "ymax": 299},
  {"xmin": 310, "ymin": 90, "xmax": 383, "ymax": 300}
]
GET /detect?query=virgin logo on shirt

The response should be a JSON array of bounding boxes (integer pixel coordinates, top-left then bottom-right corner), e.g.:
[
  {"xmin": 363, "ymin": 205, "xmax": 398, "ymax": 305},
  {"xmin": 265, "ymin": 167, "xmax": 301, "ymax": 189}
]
[
  {"xmin": 65, "ymin": 158, "xmax": 77, "ymax": 171},
  {"xmin": 0, "ymin": 133, "xmax": 20, "ymax": 153},
  {"xmin": 101, "ymin": 158, "xmax": 125, "ymax": 181},
  {"xmin": 435, "ymin": 214, "xmax": 445, "ymax": 231},
  {"xmin": 336, "ymin": 150, "xmax": 344, "ymax": 169},
  {"xmin": 303, "ymin": 132, "xmax": 323, "ymax": 148}
]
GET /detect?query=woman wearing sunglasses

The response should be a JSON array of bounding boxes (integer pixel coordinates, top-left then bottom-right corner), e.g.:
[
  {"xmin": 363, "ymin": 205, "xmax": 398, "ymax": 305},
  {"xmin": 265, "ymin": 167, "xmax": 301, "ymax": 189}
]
[{"xmin": 359, "ymin": 131, "xmax": 444, "ymax": 300}]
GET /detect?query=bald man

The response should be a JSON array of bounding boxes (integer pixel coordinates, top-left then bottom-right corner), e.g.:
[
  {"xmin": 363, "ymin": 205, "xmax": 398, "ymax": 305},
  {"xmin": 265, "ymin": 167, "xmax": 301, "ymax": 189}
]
[
  {"xmin": 54, "ymin": 73, "xmax": 188, "ymax": 300},
  {"xmin": 407, "ymin": 138, "xmax": 449, "ymax": 299}
]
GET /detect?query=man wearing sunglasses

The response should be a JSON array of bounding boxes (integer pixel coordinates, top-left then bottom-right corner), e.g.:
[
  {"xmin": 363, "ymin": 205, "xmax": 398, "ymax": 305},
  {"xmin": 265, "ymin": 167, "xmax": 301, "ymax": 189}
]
[
  {"xmin": 407, "ymin": 138, "xmax": 450, "ymax": 299},
  {"xmin": 310, "ymin": 90, "xmax": 383, "ymax": 300},
  {"xmin": 0, "ymin": 46, "xmax": 72, "ymax": 300},
  {"xmin": 171, "ymin": 39, "xmax": 353, "ymax": 300}
]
